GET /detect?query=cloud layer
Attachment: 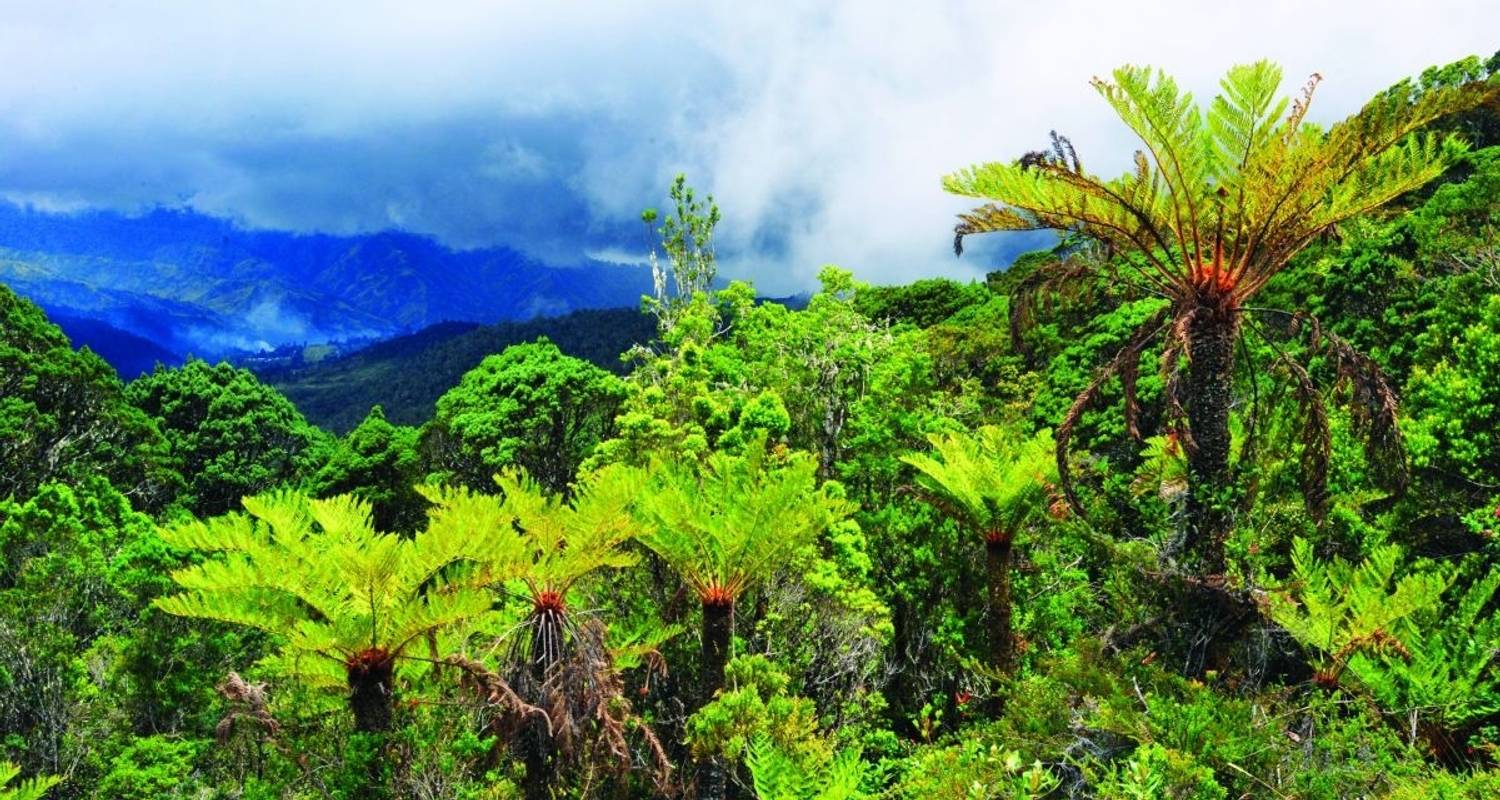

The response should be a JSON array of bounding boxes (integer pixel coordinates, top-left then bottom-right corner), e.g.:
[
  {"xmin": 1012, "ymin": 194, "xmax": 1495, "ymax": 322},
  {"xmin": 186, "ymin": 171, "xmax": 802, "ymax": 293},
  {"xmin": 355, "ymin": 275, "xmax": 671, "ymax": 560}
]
[{"xmin": 0, "ymin": 0, "xmax": 1495, "ymax": 292}]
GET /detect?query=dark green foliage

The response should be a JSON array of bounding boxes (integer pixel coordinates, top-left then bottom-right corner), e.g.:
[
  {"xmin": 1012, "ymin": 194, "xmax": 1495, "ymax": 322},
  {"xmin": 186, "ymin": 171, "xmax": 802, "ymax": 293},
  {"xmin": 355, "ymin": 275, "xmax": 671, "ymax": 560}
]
[
  {"xmin": 309, "ymin": 405, "xmax": 426, "ymax": 532},
  {"xmin": 425, "ymin": 338, "xmax": 628, "ymax": 492},
  {"xmin": 95, "ymin": 737, "xmax": 206, "ymax": 800},
  {"xmin": 260, "ymin": 307, "xmax": 655, "ymax": 433},
  {"xmin": 852, "ymin": 278, "xmax": 990, "ymax": 329},
  {"xmin": 126, "ymin": 359, "xmax": 330, "ymax": 517},
  {"xmin": 0, "ymin": 477, "xmax": 240, "ymax": 793},
  {"xmin": 1406, "ymin": 295, "xmax": 1500, "ymax": 486},
  {"xmin": 0, "ymin": 284, "xmax": 176, "ymax": 511}
]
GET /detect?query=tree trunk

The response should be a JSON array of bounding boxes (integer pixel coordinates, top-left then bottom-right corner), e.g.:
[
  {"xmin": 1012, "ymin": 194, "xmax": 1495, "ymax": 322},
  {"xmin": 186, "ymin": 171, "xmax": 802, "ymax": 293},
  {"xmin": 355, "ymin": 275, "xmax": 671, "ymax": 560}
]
[
  {"xmin": 347, "ymin": 649, "xmax": 395, "ymax": 734},
  {"xmin": 697, "ymin": 599, "xmax": 734, "ymax": 800},
  {"xmin": 1183, "ymin": 304, "xmax": 1239, "ymax": 575},
  {"xmin": 984, "ymin": 534, "xmax": 1015, "ymax": 675},
  {"xmin": 522, "ymin": 603, "xmax": 565, "ymax": 800},
  {"xmin": 522, "ymin": 725, "xmax": 554, "ymax": 800},
  {"xmin": 346, "ymin": 649, "xmax": 395, "ymax": 799}
]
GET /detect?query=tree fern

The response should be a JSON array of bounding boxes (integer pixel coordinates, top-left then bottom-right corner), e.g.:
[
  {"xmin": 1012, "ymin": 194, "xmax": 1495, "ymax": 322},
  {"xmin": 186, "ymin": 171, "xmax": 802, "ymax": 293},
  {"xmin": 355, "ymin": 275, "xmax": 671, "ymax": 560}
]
[
  {"xmin": 1267, "ymin": 538, "xmax": 1451, "ymax": 690},
  {"xmin": 901, "ymin": 426, "xmax": 1056, "ymax": 674},
  {"xmin": 640, "ymin": 443, "xmax": 855, "ymax": 608},
  {"xmin": 155, "ymin": 490, "xmax": 510, "ymax": 732},
  {"xmin": 639, "ymin": 439, "xmax": 855, "ymax": 800},
  {"xmin": 945, "ymin": 59, "xmax": 1495, "ymax": 297},
  {"xmin": 901, "ymin": 426, "xmax": 1055, "ymax": 542},
  {"xmin": 944, "ymin": 57, "xmax": 1500, "ymax": 574},
  {"xmin": 419, "ymin": 465, "xmax": 656, "ymax": 800}
]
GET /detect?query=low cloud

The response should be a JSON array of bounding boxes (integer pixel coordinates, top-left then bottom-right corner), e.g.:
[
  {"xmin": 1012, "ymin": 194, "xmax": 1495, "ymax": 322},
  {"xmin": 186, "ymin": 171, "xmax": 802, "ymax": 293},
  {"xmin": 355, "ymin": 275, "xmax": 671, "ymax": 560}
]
[{"xmin": 0, "ymin": 1, "xmax": 1494, "ymax": 294}]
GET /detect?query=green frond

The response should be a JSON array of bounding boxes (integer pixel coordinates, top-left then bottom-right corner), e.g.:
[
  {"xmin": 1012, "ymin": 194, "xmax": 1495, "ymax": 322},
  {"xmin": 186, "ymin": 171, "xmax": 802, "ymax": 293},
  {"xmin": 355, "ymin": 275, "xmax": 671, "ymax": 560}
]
[
  {"xmin": 155, "ymin": 489, "xmax": 503, "ymax": 690},
  {"xmin": 1092, "ymin": 65, "xmax": 1213, "ymax": 253},
  {"xmin": 1269, "ymin": 538, "xmax": 1452, "ymax": 685},
  {"xmin": 385, "ymin": 586, "xmax": 497, "ymax": 655},
  {"xmin": 745, "ymin": 735, "xmax": 873, "ymax": 800},
  {"xmin": 154, "ymin": 583, "xmax": 313, "ymax": 639},
  {"xmin": 747, "ymin": 735, "xmax": 812, "ymax": 800},
  {"xmin": 493, "ymin": 463, "xmax": 647, "ymax": 596},
  {"xmin": 1318, "ymin": 132, "xmax": 1468, "ymax": 225},
  {"xmin": 901, "ymin": 426, "xmax": 1056, "ymax": 540},
  {"xmin": 415, "ymin": 483, "xmax": 526, "ymax": 581},
  {"xmin": 610, "ymin": 619, "xmax": 685, "ymax": 672},
  {"xmin": 946, "ymin": 56, "xmax": 1500, "ymax": 302},
  {"xmin": 0, "ymin": 762, "xmax": 61, "ymax": 800},
  {"xmin": 1347, "ymin": 563, "xmax": 1500, "ymax": 729},
  {"xmin": 943, "ymin": 161, "xmax": 1159, "ymax": 255},
  {"xmin": 641, "ymin": 444, "xmax": 855, "ymax": 602},
  {"xmin": 162, "ymin": 532, "xmax": 343, "ymax": 623}
]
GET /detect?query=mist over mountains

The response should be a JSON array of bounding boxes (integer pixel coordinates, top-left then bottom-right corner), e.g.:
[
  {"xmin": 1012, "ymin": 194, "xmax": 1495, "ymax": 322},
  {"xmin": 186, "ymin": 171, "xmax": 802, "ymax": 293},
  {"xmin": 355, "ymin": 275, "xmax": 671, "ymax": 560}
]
[{"xmin": 0, "ymin": 202, "xmax": 652, "ymax": 373}]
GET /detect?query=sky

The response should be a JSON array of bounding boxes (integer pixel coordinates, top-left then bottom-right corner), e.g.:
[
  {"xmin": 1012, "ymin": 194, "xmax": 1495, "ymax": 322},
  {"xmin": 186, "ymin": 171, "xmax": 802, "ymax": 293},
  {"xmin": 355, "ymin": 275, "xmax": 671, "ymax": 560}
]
[{"xmin": 0, "ymin": 1, "xmax": 1495, "ymax": 294}]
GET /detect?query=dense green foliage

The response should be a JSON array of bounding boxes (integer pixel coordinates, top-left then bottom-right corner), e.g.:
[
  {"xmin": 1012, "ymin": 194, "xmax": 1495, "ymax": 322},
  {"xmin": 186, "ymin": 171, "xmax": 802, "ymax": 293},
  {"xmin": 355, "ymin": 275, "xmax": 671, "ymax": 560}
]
[
  {"xmin": 127, "ymin": 360, "xmax": 330, "ymax": 518},
  {"xmin": 425, "ymin": 339, "xmax": 628, "ymax": 493},
  {"xmin": 0, "ymin": 285, "xmax": 176, "ymax": 511},
  {"xmin": 260, "ymin": 308, "xmax": 655, "ymax": 433},
  {"xmin": 3, "ymin": 54, "xmax": 1500, "ymax": 800}
]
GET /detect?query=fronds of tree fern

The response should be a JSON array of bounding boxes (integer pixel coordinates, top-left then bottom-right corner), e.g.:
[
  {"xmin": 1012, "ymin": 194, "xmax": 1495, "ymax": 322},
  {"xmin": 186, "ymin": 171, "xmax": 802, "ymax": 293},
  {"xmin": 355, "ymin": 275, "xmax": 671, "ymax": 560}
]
[{"xmin": 0, "ymin": 763, "xmax": 60, "ymax": 800}]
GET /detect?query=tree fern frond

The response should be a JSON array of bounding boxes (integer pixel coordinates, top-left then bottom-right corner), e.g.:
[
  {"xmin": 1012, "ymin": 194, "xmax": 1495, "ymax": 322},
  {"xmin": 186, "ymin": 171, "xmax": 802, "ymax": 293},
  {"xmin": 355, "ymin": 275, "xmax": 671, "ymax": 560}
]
[
  {"xmin": 1269, "ymin": 538, "xmax": 1452, "ymax": 689},
  {"xmin": 902, "ymin": 426, "xmax": 1056, "ymax": 541},
  {"xmin": 946, "ymin": 56, "xmax": 1499, "ymax": 308},
  {"xmin": 641, "ymin": 440, "xmax": 854, "ymax": 602},
  {"xmin": 0, "ymin": 762, "xmax": 61, "ymax": 800},
  {"xmin": 156, "ymin": 489, "xmax": 505, "ymax": 698}
]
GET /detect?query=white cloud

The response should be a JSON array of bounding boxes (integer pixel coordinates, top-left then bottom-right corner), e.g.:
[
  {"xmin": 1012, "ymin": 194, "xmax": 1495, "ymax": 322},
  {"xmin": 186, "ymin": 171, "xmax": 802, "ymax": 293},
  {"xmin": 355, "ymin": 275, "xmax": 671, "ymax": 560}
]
[
  {"xmin": 667, "ymin": 0, "xmax": 1500, "ymax": 290},
  {"xmin": 0, "ymin": 0, "xmax": 1494, "ymax": 292}
]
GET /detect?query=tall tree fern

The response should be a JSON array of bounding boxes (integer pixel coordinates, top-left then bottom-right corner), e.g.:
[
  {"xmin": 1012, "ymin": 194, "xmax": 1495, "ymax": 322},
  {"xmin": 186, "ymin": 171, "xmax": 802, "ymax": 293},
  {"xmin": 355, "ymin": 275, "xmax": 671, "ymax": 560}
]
[
  {"xmin": 155, "ymin": 491, "xmax": 510, "ymax": 733},
  {"xmin": 418, "ymin": 464, "xmax": 653, "ymax": 800},
  {"xmin": 640, "ymin": 441, "xmax": 855, "ymax": 800},
  {"xmin": 945, "ymin": 57, "xmax": 1500, "ymax": 573},
  {"xmin": 901, "ymin": 426, "xmax": 1056, "ymax": 674}
]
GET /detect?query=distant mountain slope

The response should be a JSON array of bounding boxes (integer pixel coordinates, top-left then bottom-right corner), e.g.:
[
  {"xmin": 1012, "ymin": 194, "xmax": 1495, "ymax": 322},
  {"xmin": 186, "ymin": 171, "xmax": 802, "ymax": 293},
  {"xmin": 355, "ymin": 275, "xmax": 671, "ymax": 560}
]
[
  {"xmin": 45, "ymin": 311, "xmax": 182, "ymax": 379},
  {"xmin": 0, "ymin": 202, "xmax": 652, "ymax": 361},
  {"xmin": 256, "ymin": 307, "xmax": 656, "ymax": 432}
]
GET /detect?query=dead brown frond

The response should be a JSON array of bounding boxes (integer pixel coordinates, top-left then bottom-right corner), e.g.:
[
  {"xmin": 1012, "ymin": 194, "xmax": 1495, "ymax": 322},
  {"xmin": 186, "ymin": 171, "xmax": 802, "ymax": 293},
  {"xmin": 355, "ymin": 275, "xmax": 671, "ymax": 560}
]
[
  {"xmin": 1007, "ymin": 254, "xmax": 1106, "ymax": 352},
  {"xmin": 215, "ymin": 672, "xmax": 279, "ymax": 743},
  {"xmin": 446, "ymin": 654, "xmax": 553, "ymax": 735},
  {"xmin": 1255, "ymin": 309, "xmax": 1409, "ymax": 501},
  {"xmin": 1323, "ymin": 333, "xmax": 1408, "ymax": 493},
  {"xmin": 1158, "ymin": 320, "xmax": 1191, "ymax": 449},
  {"xmin": 1019, "ymin": 131, "xmax": 1083, "ymax": 174},
  {"xmin": 1278, "ymin": 349, "xmax": 1333, "ymax": 522},
  {"xmin": 456, "ymin": 616, "xmax": 675, "ymax": 796},
  {"xmin": 1056, "ymin": 308, "xmax": 1171, "ymax": 516}
]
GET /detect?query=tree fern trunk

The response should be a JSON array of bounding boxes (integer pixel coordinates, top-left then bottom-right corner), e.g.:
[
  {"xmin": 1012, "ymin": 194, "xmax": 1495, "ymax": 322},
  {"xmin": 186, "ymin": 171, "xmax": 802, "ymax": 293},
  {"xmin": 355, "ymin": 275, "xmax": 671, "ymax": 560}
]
[
  {"xmin": 522, "ymin": 725, "xmax": 553, "ymax": 800},
  {"xmin": 697, "ymin": 599, "xmax": 734, "ymax": 800},
  {"xmin": 984, "ymin": 534, "xmax": 1015, "ymax": 676},
  {"xmin": 1184, "ymin": 304, "xmax": 1238, "ymax": 575},
  {"xmin": 343, "ymin": 654, "xmax": 395, "ymax": 800},
  {"xmin": 347, "ymin": 649, "xmax": 395, "ymax": 733},
  {"xmin": 522, "ymin": 605, "xmax": 564, "ymax": 800}
]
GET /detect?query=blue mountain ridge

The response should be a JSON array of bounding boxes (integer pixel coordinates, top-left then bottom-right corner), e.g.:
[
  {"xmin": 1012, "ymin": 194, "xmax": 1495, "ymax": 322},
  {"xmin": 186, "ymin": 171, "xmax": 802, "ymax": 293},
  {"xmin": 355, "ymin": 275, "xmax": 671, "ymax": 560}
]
[{"xmin": 0, "ymin": 201, "xmax": 653, "ymax": 370}]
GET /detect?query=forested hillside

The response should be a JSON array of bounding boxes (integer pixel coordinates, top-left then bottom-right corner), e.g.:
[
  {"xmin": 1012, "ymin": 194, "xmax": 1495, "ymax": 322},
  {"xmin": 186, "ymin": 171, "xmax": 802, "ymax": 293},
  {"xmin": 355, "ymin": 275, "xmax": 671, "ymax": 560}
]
[
  {"xmin": 3, "ymin": 55, "xmax": 1500, "ymax": 800},
  {"xmin": 255, "ymin": 308, "xmax": 656, "ymax": 432}
]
